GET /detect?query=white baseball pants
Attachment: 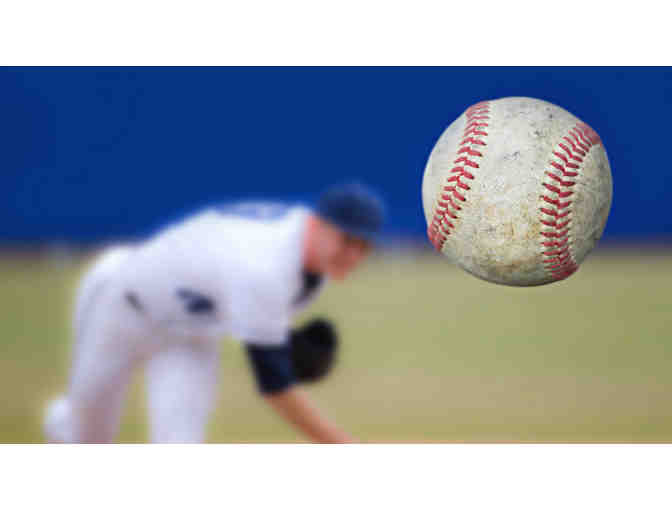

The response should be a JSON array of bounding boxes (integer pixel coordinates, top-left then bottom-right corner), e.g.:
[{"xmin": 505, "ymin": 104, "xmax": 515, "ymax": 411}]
[{"xmin": 44, "ymin": 247, "xmax": 221, "ymax": 443}]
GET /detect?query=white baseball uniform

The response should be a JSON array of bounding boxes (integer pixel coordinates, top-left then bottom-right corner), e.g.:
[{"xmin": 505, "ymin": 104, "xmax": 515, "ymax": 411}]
[{"xmin": 44, "ymin": 203, "xmax": 325, "ymax": 443}]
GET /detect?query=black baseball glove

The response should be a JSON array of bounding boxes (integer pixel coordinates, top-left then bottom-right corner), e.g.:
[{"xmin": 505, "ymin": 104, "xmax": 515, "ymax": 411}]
[{"xmin": 290, "ymin": 318, "xmax": 338, "ymax": 383}]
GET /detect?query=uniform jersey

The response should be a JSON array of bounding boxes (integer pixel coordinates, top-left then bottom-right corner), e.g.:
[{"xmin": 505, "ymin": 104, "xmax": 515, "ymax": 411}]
[{"xmin": 115, "ymin": 202, "xmax": 324, "ymax": 346}]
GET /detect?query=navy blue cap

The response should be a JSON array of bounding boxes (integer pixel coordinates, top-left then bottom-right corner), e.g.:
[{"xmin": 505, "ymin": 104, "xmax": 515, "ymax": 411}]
[{"xmin": 316, "ymin": 182, "xmax": 385, "ymax": 242}]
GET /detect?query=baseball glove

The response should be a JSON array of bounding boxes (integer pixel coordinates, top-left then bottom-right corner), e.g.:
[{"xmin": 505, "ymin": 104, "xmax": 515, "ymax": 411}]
[{"xmin": 290, "ymin": 318, "xmax": 338, "ymax": 383}]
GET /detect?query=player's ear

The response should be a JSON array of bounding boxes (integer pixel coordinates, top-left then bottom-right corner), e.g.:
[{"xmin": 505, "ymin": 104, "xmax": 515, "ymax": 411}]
[{"xmin": 312, "ymin": 215, "xmax": 334, "ymax": 242}]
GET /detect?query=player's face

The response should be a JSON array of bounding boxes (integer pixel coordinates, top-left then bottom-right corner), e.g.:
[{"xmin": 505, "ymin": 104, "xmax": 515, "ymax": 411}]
[{"xmin": 320, "ymin": 224, "xmax": 371, "ymax": 280}]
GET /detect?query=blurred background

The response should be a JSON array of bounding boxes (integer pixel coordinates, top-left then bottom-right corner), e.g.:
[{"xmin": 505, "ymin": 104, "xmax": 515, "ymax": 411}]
[{"xmin": 1, "ymin": 67, "xmax": 670, "ymax": 442}]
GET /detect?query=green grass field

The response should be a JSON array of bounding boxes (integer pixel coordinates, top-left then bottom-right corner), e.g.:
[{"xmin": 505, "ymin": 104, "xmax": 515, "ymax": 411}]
[{"xmin": 1, "ymin": 248, "xmax": 670, "ymax": 442}]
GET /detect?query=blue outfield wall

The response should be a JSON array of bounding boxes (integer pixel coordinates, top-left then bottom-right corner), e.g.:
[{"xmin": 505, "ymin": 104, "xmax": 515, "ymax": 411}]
[{"xmin": 1, "ymin": 67, "xmax": 671, "ymax": 243}]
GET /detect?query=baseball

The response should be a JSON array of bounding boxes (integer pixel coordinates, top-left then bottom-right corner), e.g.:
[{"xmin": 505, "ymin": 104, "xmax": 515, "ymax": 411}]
[{"xmin": 422, "ymin": 97, "xmax": 613, "ymax": 286}]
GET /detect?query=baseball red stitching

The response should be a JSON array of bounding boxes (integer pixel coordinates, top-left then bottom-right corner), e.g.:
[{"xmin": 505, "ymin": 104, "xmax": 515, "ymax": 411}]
[
  {"xmin": 428, "ymin": 101, "xmax": 490, "ymax": 251},
  {"xmin": 540, "ymin": 122, "xmax": 601, "ymax": 280}
]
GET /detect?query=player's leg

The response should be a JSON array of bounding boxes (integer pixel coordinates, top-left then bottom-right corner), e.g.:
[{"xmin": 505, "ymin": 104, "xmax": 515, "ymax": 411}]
[
  {"xmin": 45, "ymin": 308, "xmax": 140, "ymax": 442},
  {"xmin": 44, "ymin": 246, "xmax": 144, "ymax": 443},
  {"xmin": 145, "ymin": 337, "xmax": 220, "ymax": 443},
  {"xmin": 45, "ymin": 294, "xmax": 146, "ymax": 442}
]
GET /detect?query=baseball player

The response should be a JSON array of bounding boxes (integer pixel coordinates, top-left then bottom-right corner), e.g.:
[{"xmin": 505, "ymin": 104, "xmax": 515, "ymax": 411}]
[{"xmin": 44, "ymin": 183, "xmax": 384, "ymax": 443}]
